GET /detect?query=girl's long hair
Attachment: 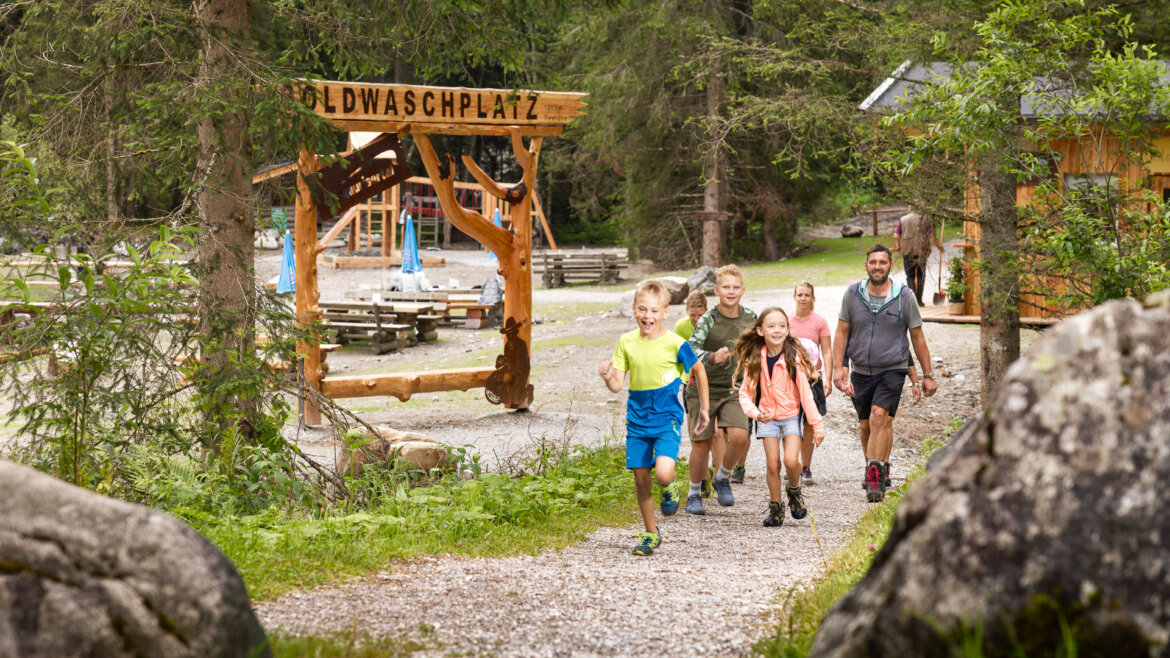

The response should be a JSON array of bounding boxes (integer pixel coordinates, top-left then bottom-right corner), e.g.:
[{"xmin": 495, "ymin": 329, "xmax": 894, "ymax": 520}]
[{"xmin": 733, "ymin": 307, "xmax": 816, "ymax": 392}]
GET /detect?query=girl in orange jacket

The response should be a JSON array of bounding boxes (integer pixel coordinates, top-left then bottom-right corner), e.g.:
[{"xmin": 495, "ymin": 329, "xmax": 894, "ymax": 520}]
[{"xmin": 734, "ymin": 307, "xmax": 825, "ymax": 527}]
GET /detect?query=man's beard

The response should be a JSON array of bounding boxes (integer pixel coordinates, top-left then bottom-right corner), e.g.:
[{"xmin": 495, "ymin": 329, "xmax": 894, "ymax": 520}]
[{"xmin": 868, "ymin": 269, "xmax": 889, "ymax": 285}]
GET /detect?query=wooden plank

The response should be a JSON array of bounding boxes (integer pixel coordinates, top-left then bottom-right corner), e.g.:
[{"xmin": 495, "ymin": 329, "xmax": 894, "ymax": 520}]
[
  {"xmin": 321, "ymin": 366, "xmax": 495, "ymax": 400},
  {"xmin": 299, "ymin": 80, "xmax": 587, "ymax": 128},
  {"xmin": 327, "ymin": 255, "xmax": 447, "ymax": 269}
]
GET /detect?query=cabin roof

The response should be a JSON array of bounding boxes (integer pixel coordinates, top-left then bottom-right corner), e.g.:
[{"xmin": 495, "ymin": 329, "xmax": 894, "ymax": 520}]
[{"xmin": 861, "ymin": 60, "xmax": 1170, "ymax": 118}]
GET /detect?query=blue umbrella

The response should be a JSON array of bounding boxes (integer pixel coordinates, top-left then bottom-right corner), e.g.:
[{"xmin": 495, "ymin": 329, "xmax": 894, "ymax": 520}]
[
  {"xmin": 488, "ymin": 208, "xmax": 504, "ymax": 263},
  {"xmin": 401, "ymin": 212, "xmax": 421, "ymax": 274},
  {"xmin": 276, "ymin": 230, "xmax": 295, "ymax": 295}
]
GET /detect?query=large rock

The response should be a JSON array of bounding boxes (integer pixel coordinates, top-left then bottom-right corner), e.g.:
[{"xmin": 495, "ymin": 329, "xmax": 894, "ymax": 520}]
[
  {"xmin": 653, "ymin": 276, "xmax": 690, "ymax": 305},
  {"xmin": 686, "ymin": 266, "xmax": 716, "ymax": 295},
  {"xmin": 618, "ymin": 289, "xmax": 636, "ymax": 318},
  {"xmin": 0, "ymin": 461, "xmax": 270, "ymax": 658},
  {"xmin": 336, "ymin": 426, "xmax": 451, "ymax": 477},
  {"xmin": 840, "ymin": 225, "xmax": 864, "ymax": 238},
  {"xmin": 810, "ymin": 293, "xmax": 1170, "ymax": 657}
]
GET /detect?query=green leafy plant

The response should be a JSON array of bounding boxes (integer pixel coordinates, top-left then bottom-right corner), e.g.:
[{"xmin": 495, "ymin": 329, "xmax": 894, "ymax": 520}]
[{"xmin": 946, "ymin": 257, "xmax": 971, "ymax": 301}]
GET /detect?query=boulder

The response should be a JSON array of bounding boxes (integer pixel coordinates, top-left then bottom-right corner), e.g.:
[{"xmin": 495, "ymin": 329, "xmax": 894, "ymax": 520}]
[
  {"xmin": 687, "ymin": 266, "xmax": 717, "ymax": 295},
  {"xmin": 336, "ymin": 426, "xmax": 451, "ymax": 477},
  {"xmin": 618, "ymin": 289, "xmax": 636, "ymax": 318},
  {"xmin": 254, "ymin": 228, "xmax": 280, "ymax": 250},
  {"xmin": 653, "ymin": 276, "xmax": 690, "ymax": 305},
  {"xmin": 0, "ymin": 461, "xmax": 270, "ymax": 658},
  {"xmin": 840, "ymin": 225, "xmax": 864, "ymax": 238},
  {"xmin": 810, "ymin": 293, "xmax": 1170, "ymax": 657}
]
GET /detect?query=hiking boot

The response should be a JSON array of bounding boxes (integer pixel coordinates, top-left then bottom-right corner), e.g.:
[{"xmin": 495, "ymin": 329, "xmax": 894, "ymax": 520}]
[
  {"xmin": 801, "ymin": 466, "xmax": 814, "ymax": 485},
  {"xmin": 762, "ymin": 501, "xmax": 784, "ymax": 527},
  {"xmin": 730, "ymin": 465, "xmax": 746, "ymax": 484},
  {"xmin": 865, "ymin": 461, "xmax": 885, "ymax": 503},
  {"xmin": 660, "ymin": 480, "xmax": 680, "ymax": 516},
  {"xmin": 714, "ymin": 478, "xmax": 735, "ymax": 507},
  {"xmin": 882, "ymin": 462, "xmax": 892, "ymax": 489},
  {"xmin": 787, "ymin": 484, "xmax": 808, "ymax": 520},
  {"xmin": 632, "ymin": 531, "xmax": 661, "ymax": 556},
  {"xmin": 686, "ymin": 493, "xmax": 706, "ymax": 515}
]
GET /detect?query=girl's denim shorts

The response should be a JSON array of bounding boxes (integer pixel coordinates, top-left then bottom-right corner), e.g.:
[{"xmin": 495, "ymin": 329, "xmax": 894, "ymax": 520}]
[{"xmin": 755, "ymin": 413, "xmax": 803, "ymax": 439}]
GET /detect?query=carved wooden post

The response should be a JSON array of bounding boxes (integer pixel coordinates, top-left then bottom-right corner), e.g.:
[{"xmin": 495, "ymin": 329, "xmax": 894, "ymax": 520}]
[
  {"xmin": 413, "ymin": 130, "xmax": 537, "ymax": 409},
  {"xmin": 295, "ymin": 147, "xmax": 323, "ymax": 425}
]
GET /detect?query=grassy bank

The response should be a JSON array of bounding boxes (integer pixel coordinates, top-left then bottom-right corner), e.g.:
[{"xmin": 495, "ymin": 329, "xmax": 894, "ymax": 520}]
[
  {"xmin": 189, "ymin": 442, "xmax": 638, "ymax": 603},
  {"xmin": 755, "ymin": 424, "xmax": 959, "ymax": 656}
]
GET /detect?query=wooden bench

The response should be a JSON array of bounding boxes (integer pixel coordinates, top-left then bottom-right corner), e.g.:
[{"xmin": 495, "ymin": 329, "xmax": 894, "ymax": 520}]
[{"xmin": 531, "ymin": 249, "xmax": 629, "ymax": 287}]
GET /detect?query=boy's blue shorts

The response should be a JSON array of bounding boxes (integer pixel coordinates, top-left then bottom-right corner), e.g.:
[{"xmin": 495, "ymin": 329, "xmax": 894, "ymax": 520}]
[{"xmin": 625, "ymin": 434, "xmax": 681, "ymax": 469}]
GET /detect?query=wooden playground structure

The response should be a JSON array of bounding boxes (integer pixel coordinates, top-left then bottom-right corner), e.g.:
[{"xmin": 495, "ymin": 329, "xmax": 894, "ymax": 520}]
[{"xmin": 292, "ymin": 80, "xmax": 586, "ymax": 424}]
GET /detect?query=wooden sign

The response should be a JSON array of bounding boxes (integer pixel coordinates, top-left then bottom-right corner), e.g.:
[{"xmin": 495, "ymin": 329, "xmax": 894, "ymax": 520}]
[
  {"xmin": 312, "ymin": 133, "xmax": 412, "ymax": 221},
  {"xmin": 299, "ymin": 80, "xmax": 586, "ymax": 127}
]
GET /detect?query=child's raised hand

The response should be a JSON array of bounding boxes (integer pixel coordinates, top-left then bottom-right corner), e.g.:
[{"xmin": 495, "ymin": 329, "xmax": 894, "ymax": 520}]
[
  {"xmin": 598, "ymin": 360, "xmax": 614, "ymax": 379},
  {"xmin": 693, "ymin": 409, "xmax": 710, "ymax": 435},
  {"xmin": 712, "ymin": 347, "xmax": 730, "ymax": 364},
  {"xmin": 757, "ymin": 411, "xmax": 773, "ymax": 424}
]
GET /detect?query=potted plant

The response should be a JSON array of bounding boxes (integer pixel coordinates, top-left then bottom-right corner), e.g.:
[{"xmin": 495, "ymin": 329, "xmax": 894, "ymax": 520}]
[{"xmin": 945, "ymin": 257, "xmax": 969, "ymax": 312}]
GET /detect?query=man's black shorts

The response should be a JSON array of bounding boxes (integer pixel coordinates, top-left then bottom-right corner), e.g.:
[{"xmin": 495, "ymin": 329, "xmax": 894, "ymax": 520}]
[{"xmin": 850, "ymin": 369, "xmax": 907, "ymax": 420}]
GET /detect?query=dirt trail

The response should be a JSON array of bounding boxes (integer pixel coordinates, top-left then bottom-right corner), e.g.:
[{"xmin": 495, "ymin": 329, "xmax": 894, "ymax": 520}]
[{"xmin": 255, "ymin": 245, "xmax": 992, "ymax": 655}]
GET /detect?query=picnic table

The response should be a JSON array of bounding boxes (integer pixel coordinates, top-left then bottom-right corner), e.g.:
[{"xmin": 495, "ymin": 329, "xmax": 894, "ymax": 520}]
[
  {"xmin": 318, "ymin": 299, "xmax": 438, "ymax": 353},
  {"xmin": 346, "ymin": 289, "xmax": 502, "ymax": 329},
  {"xmin": 531, "ymin": 249, "xmax": 629, "ymax": 287}
]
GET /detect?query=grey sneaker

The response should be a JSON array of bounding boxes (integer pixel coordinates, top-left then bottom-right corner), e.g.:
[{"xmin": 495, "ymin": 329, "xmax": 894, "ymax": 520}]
[
  {"xmin": 714, "ymin": 478, "xmax": 734, "ymax": 506},
  {"xmin": 730, "ymin": 465, "xmax": 746, "ymax": 484},
  {"xmin": 685, "ymin": 493, "xmax": 705, "ymax": 515}
]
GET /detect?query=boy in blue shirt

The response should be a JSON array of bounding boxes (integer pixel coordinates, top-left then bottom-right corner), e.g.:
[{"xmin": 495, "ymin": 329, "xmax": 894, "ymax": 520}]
[{"xmin": 600, "ymin": 280, "xmax": 710, "ymax": 556}]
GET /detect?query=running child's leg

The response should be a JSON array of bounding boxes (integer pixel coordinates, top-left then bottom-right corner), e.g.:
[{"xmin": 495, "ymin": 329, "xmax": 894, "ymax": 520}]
[
  {"xmin": 688, "ymin": 440, "xmax": 711, "ymax": 488},
  {"xmin": 783, "ymin": 432, "xmax": 809, "ymax": 519},
  {"xmin": 633, "ymin": 468, "xmax": 657, "ymax": 533},
  {"xmin": 782, "ymin": 434, "xmax": 803, "ymax": 487},
  {"xmin": 654, "ymin": 456, "xmax": 676, "ymax": 487},
  {"xmin": 710, "ymin": 426, "xmax": 726, "ymax": 478},
  {"xmin": 762, "ymin": 436, "xmax": 783, "ymax": 503}
]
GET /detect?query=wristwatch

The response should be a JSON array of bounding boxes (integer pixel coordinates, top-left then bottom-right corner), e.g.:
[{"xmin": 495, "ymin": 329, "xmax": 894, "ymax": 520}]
[{"xmin": 923, "ymin": 373, "xmax": 935, "ymax": 381}]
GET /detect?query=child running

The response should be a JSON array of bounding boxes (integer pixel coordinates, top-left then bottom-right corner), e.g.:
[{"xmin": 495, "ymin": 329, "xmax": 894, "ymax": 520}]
[
  {"xmin": 734, "ymin": 307, "xmax": 824, "ymax": 527},
  {"xmin": 685, "ymin": 265, "xmax": 756, "ymax": 514},
  {"xmin": 600, "ymin": 280, "xmax": 710, "ymax": 556},
  {"xmin": 675, "ymin": 290, "xmax": 717, "ymax": 498},
  {"xmin": 788, "ymin": 282, "xmax": 832, "ymax": 485}
]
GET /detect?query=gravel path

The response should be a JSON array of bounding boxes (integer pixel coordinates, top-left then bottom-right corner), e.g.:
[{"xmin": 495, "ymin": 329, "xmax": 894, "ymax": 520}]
[{"xmin": 257, "ymin": 409, "xmax": 897, "ymax": 656}]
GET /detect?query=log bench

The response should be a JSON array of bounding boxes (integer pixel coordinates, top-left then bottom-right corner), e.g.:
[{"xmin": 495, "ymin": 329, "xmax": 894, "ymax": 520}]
[{"xmin": 531, "ymin": 250, "xmax": 629, "ymax": 287}]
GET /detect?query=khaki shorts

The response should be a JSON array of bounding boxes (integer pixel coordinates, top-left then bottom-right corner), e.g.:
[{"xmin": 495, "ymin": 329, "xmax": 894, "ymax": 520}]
[{"xmin": 686, "ymin": 392, "xmax": 750, "ymax": 442}]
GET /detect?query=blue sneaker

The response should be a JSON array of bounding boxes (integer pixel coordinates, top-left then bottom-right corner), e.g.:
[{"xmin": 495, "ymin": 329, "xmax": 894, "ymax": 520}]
[
  {"xmin": 714, "ymin": 478, "xmax": 734, "ymax": 506},
  {"xmin": 632, "ymin": 531, "xmax": 661, "ymax": 556},
  {"xmin": 660, "ymin": 480, "xmax": 680, "ymax": 516},
  {"xmin": 685, "ymin": 493, "xmax": 705, "ymax": 515}
]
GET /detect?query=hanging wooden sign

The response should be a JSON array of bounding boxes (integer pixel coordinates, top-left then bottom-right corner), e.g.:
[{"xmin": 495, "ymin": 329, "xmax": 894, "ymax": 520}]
[
  {"xmin": 298, "ymin": 79, "xmax": 587, "ymax": 127},
  {"xmin": 312, "ymin": 133, "xmax": 412, "ymax": 221}
]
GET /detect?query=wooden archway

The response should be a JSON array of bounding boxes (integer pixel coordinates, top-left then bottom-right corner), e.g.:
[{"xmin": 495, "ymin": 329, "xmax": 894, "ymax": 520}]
[{"xmin": 292, "ymin": 80, "xmax": 586, "ymax": 424}]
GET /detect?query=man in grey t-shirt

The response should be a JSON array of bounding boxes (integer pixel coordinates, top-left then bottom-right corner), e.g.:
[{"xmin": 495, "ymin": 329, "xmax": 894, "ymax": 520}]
[{"xmin": 832, "ymin": 244, "xmax": 937, "ymax": 503}]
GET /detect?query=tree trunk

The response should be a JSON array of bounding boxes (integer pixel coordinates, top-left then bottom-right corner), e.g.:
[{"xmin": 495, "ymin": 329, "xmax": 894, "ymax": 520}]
[
  {"xmin": 701, "ymin": 72, "xmax": 725, "ymax": 267},
  {"xmin": 978, "ymin": 154, "xmax": 1021, "ymax": 406},
  {"xmin": 194, "ymin": 0, "xmax": 256, "ymax": 446}
]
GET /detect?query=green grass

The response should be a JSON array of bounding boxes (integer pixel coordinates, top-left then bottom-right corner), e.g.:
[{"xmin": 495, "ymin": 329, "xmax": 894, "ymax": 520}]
[
  {"xmin": 268, "ymin": 628, "xmax": 438, "ymax": 657},
  {"xmin": 190, "ymin": 443, "xmax": 638, "ymax": 602},
  {"xmin": 533, "ymin": 301, "xmax": 615, "ymax": 321},
  {"xmin": 755, "ymin": 419, "xmax": 965, "ymax": 657}
]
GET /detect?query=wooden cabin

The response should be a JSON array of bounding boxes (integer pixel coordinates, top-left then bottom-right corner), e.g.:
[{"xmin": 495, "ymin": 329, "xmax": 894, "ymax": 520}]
[{"xmin": 862, "ymin": 61, "xmax": 1170, "ymax": 320}]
